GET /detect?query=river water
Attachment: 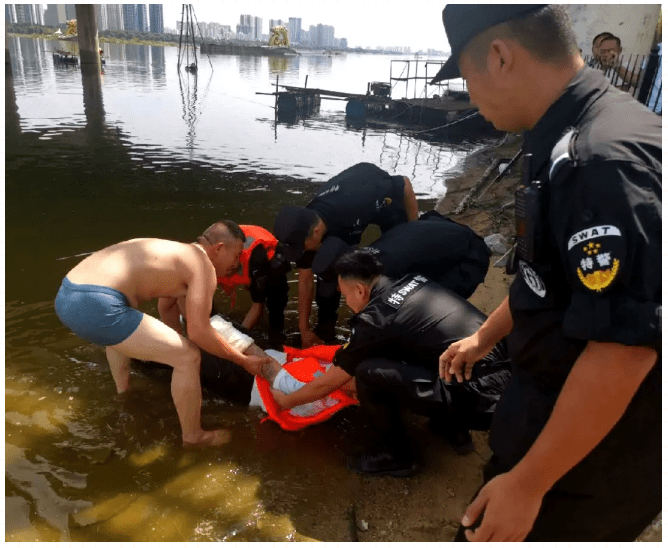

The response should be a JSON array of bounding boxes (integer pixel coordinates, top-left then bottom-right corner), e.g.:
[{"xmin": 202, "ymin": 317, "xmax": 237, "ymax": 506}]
[{"xmin": 5, "ymin": 36, "xmax": 497, "ymax": 541}]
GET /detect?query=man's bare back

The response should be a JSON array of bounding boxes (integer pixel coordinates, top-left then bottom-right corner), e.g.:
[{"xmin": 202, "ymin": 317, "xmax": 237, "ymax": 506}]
[{"xmin": 66, "ymin": 239, "xmax": 212, "ymax": 308}]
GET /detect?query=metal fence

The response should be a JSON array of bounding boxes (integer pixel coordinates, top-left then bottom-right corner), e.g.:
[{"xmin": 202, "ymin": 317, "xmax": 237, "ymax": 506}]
[
  {"xmin": 391, "ymin": 46, "xmax": 661, "ymax": 115},
  {"xmin": 582, "ymin": 45, "xmax": 661, "ymax": 113}
]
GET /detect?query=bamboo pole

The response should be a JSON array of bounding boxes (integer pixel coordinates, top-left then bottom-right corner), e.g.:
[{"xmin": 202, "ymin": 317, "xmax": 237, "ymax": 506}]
[{"xmin": 452, "ymin": 158, "xmax": 501, "ymax": 215}]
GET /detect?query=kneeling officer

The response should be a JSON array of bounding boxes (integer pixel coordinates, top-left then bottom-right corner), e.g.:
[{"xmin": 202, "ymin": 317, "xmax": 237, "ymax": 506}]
[
  {"xmin": 271, "ymin": 250, "xmax": 511, "ymax": 477},
  {"xmin": 312, "ymin": 210, "xmax": 491, "ymax": 299}
]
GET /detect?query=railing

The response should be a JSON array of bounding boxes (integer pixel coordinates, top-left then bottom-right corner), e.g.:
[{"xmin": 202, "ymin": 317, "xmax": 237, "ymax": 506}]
[
  {"xmin": 389, "ymin": 47, "xmax": 661, "ymax": 114},
  {"xmin": 582, "ymin": 45, "xmax": 661, "ymax": 113},
  {"xmin": 389, "ymin": 59, "xmax": 467, "ymax": 101}
]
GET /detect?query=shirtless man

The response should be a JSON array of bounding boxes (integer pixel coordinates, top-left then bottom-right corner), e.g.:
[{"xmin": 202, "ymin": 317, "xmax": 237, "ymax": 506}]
[{"xmin": 54, "ymin": 220, "xmax": 274, "ymax": 447}]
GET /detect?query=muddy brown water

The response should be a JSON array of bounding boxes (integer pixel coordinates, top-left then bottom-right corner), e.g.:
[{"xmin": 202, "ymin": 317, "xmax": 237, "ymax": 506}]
[{"xmin": 5, "ymin": 36, "xmax": 504, "ymax": 541}]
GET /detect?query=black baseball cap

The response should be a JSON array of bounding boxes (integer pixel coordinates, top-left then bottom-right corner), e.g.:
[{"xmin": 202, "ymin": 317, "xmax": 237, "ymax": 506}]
[
  {"xmin": 430, "ymin": 4, "xmax": 547, "ymax": 83},
  {"xmin": 273, "ymin": 205, "xmax": 319, "ymax": 263}
]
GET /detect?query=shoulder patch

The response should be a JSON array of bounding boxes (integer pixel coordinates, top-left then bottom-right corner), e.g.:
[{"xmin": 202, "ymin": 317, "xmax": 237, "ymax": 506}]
[
  {"xmin": 384, "ymin": 275, "xmax": 428, "ymax": 309},
  {"xmin": 518, "ymin": 260, "xmax": 546, "ymax": 298},
  {"xmin": 568, "ymin": 225, "xmax": 624, "ymax": 292}
]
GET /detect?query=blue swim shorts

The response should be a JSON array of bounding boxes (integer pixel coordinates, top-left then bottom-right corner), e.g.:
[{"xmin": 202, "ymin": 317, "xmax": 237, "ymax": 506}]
[{"xmin": 54, "ymin": 277, "xmax": 143, "ymax": 347}]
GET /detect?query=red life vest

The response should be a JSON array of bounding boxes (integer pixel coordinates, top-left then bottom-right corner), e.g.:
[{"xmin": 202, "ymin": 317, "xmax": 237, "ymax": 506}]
[
  {"xmin": 255, "ymin": 345, "xmax": 358, "ymax": 431},
  {"xmin": 217, "ymin": 225, "xmax": 278, "ymax": 296}
]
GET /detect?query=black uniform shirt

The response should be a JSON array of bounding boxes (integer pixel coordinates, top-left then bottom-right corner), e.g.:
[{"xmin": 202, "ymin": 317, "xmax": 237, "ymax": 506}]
[
  {"xmin": 334, "ymin": 275, "xmax": 489, "ymax": 376},
  {"xmin": 296, "ymin": 163, "xmax": 407, "ymax": 270},
  {"xmin": 366, "ymin": 214, "xmax": 490, "ymax": 298},
  {"xmin": 248, "ymin": 244, "xmax": 290, "ymax": 303},
  {"xmin": 492, "ymin": 66, "xmax": 662, "ymax": 496}
]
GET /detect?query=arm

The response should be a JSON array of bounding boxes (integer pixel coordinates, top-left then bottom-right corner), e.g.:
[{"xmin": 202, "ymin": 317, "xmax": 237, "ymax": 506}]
[
  {"xmin": 271, "ymin": 365, "xmax": 352, "ymax": 409},
  {"xmin": 403, "ymin": 176, "xmax": 419, "ymax": 221},
  {"xmin": 614, "ymin": 64, "xmax": 641, "ymax": 87},
  {"xmin": 462, "ymin": 341, "xmax": 657, "ymax": 542},
  {"xmin": 158, "ymin": 296, "xmax": 182, "ymax": 334},
  {"xmin": 241, "ymin": 302, "xmax": 264, "ymax": 330},
  {"xmin": 184, "ymin": 254, "xmax": 269, "ymax": 376},
  {"xmin": 243, "ymin": 244, "xmax": 269, "ymax": 329},
  {"xmin": 244, "ymin": 342, "xmax": 282, "ymax": 384},
  {"xmin": 298, "ymin": 267, "xmax": 322, "ymax": 348},
  {"xmin": 439, "ymin": 296, "xmax": 513, "ymax": 383}
]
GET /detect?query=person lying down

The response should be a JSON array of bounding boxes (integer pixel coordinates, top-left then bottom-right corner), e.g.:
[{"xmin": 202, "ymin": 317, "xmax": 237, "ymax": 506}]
[{"xmin": 199, "ymin": 315, "xmax": 358, "ymax": 430}]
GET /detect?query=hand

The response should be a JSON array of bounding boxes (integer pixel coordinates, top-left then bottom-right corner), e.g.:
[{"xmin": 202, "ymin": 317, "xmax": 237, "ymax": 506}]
[
  {"xmin": 269, "ymin": 387, "xmax": 290, "ymax": 410},
  {"xmin": 260, "ymin": 357, "xmax": 282, "ymax": 384},
  {"xmin": 461, "ymin": 471, "xmax": 544, "ymax": 542},
  {"xmin": 439, "ymin": 333, "xmax": 490, "ymax": 383},
  {"xmin": 243, "ymin": 356, "xmax": 272, "ymax": 377},
  {"xmin": 301, "ymin": 329, "xmax": 323, "ymax": 349}
]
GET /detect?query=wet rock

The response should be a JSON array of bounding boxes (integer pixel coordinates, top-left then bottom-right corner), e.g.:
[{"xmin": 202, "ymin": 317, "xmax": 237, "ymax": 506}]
[{"xmin": 357, "ymin": 519, "xmax": 369, "ymax": 532}]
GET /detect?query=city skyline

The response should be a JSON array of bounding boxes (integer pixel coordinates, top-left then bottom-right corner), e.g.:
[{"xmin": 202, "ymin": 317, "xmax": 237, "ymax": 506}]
[{"xmin": 161, "ymin": 1, "xmax": 450, "ymax": 51}]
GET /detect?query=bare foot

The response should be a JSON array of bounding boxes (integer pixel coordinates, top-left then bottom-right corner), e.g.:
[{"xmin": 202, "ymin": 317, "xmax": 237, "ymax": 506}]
[{"xmin": 182, "ymin": 429, "xmax": 231, "ymax": 449}]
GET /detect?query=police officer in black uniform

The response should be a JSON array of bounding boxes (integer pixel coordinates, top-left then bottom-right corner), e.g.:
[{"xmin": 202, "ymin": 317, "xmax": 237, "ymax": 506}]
[
  {"xmin": 244, "ymin": 243, "xmax": 290, "ymax": 335},
  {"xmin": 270, "ymin": 250, "xmax": 511, "ymax": 476},
  {"xmin": 273, "ymin": 162, "xmax": 419, "ymax": 348},
  {"xmin": 434, "ymin": 4, "xmax": 661, "ymax": 542},
  {"xmin": 312, "ymin": 210, "xmax": 491, "ymax": 300}
]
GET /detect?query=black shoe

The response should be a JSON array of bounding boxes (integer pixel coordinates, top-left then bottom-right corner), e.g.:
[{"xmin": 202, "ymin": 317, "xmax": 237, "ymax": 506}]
[
  {"xmin": 429, "ymin": 418, "xmax": 475, "ymax": 456},
  {"xmin": 347, "ymin": 448, "xmax": 418, "ymax": 477},
  {"xmin": 446, "ymin": 429, "xmax": 474, "ymax": 456}
]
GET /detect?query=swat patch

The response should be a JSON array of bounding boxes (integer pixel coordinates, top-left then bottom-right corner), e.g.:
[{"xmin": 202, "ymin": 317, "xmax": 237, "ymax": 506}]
[
  {"xmin": 385, "ymin": 275, "xmax": 428, "ymax": 309},
  {"xmin": 519, "ymin": 260, "xmax": 546, "ymax": 298},
  {"xmin": 568, "ymin": 225, "xmax": 623, "ymax": 293},
  {"xmin": 567, "ymin": 225, "xmax": 621, "ymax": 250}
]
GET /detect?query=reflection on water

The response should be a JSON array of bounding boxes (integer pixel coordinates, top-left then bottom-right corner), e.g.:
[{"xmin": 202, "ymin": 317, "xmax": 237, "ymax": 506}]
[{"xmin": 6, "ymin": 35, "xmax": 496, "ymax": 541}]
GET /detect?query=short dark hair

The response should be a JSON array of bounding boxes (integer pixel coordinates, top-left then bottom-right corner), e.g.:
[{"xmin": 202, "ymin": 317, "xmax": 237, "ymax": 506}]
[
  {"xmin": 200, "ymin": 220, "xmax": 246, "ymax": 246},
  {"xmin": 592, "ymin": 31, "xmax": 614, "ymax": 46},
  {"xmin": 599, "ymin": 35, "xmax": 621, "ymax": 48},
  {"xmin": 464, "ymin": 5, "xmax": 579, "ymax": 68},
  {"xmin": 334, "ymin": 250, "xmax": 385, "ymax": 284}
]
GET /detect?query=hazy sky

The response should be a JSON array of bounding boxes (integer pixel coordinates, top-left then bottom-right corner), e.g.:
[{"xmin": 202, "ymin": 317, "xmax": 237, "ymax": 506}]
[{"xmin": 161, "ymin": 1, "xmax": 450, "ymax": 51}]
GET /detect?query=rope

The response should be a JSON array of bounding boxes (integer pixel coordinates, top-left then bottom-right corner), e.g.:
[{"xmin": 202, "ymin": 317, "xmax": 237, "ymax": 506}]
[{"xmin": 407, "ymin": 110, "xmax": 480, "ymax": 134}]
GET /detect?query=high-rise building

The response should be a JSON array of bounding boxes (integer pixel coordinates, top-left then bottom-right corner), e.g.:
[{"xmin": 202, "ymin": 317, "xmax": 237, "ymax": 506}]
[
  {"xmin": 315, "ymin": 24, "xmax": 335, "ymax": 48},
  {"xmin": 253, "ymin": 16, "xmax": 262, "ymax": 41},
  {"xmin": 269, "ymin": 19, "xmax": 284, "ymax": 30},
  {"xmin": 33, "ymin": 4, "xmax": 44, "ymax": 25},
  {"xmin": 237, "ymin": 14, "xmax": 253, "ymax": 39},
  {"xmin": 94, "ymin": 4, "xmax": 107, "ymax": 31},
  {"xmin": 149, "ymin": 4, "xmax": 163, "ymax": 33},
  {"xmin": 136, "ymin": 4, "xmax": 148, "ymax": 32},
  {"xmin": 122, "ymin": 4, "xmax": 137, "ymax": 31},
  {"xmin": 288, "ymin": 17, "xmax": 302, "ymax": 45},
  {"xmin": 64, "ymin": 4, "xmax": 76, "ymax": 21},
  {"xmin": 5, "ymin": 5, "xmax": 17, "ymax": 23},
  {"xmin": 105, "ymin": 4, "xmax": 124, "ymax": 31},
  {"xmin": 44, "ymin": 4, "xmax": 67, "ymax": 26},
  {"xmin": 15, "ymin": 5, "xmax": 35, "ymax": 24}
]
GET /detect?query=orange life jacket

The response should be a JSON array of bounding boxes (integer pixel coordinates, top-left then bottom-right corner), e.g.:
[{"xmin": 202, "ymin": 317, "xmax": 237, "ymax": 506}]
[
  {"xmin": 217, "ymin": 225, "xmax": 278, "ymax": 296},
  {"xmin": 255, "ymin": 345, "xmax": 358, "ymax": 431}
]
